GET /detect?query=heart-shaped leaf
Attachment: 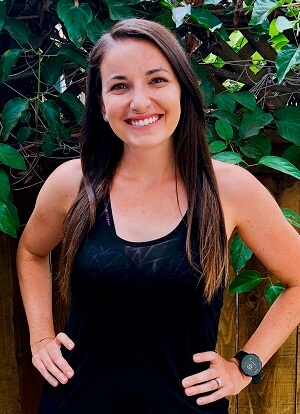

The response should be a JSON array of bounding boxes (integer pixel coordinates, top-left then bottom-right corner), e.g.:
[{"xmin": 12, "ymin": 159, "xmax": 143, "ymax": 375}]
[
  {"xmin": 0, "ymin": 143, "xmax": 26, "ymax": 170},
  {"xmin": 229, "ymin": 270, "xmax": 262, "ymax": 293},
  {"xmin": 230, "ymin": 235, "xmax": 253, "ymax": 274},
  {"xmin": 57, "ymin": 0, "xmax": 93, "ymax": 48},
  {"xmin": 1, "ymin": 97, "xmax": 29, "ymax": 140},
  {"xmin": 0, "ymin": 49, "xmax": 23, "ymax": 83},
  {"xmin": 264, "ymin": 282, "xmax": 285, "ymax": 305},
  {"xmin": 276, "ymin": 44, "xmax": 300, "ymax": 84}
]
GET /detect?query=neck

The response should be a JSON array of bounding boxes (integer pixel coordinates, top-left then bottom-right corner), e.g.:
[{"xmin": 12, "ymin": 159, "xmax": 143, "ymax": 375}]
[{"xmin": 118, "ymin": 143, "xmax": 177, "ymax": 185}]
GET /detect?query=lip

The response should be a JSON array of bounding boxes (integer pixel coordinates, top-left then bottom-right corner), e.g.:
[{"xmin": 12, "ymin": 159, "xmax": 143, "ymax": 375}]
[{"xmin": 125, "ymin": 114, "xmax": 163, "ymax": 127}]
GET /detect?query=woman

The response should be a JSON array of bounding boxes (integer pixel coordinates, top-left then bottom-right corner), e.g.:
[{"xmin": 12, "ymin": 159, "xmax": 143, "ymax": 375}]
[{"xmin": 17, "ymin": 18, "xmax": 300, "ymax": 414}]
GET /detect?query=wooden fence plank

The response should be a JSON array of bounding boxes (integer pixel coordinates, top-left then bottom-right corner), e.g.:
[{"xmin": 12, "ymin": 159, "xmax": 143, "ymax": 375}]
[{"xmin": 0, "ymin": 234, "xmax": 20, "ymax": 414}]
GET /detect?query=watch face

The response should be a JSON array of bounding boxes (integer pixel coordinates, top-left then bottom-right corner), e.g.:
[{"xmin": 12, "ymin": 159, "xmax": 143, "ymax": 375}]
[{"xmin": 240, "ymin": 354, "xmax": 262, "ymax": 376}]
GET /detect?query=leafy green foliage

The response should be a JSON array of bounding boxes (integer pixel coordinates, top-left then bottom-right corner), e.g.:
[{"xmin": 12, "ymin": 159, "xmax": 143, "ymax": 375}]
[
  {"xmin": 0, "ymin": 49, "xmax": 23, "ymax": 83},
  {"xmin": 229, "ymin": 270, "xmax": 262, "ymax": 293},
  {"xmin": 230, "ymin": 236, "xmax": 253, "ymax": 274},
  {"xmin": 1, "ymin": 98, "xmax": 29, "ymax": 140},
  {"xmin": 276, "ymin": 45, "xmax": 300, "ymax": 84},
  {"xmin": 264, "ymin": 283, "xmax": 285, "ymax": 305},
  {"xmin": 57, "ymin": 0, "xmax": 93, "ymax": 48}
]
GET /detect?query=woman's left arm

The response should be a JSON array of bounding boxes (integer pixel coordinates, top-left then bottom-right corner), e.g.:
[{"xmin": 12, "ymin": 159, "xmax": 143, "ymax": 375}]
[{"xmin": 182, "ymin": 163, "xmax": 300, "ymax": 405}]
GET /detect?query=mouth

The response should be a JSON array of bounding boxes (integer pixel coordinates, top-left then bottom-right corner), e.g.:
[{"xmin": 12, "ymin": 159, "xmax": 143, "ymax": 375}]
[{"xmin": 126, "ymin": 115, "xmax": 162, "ymax": 127}]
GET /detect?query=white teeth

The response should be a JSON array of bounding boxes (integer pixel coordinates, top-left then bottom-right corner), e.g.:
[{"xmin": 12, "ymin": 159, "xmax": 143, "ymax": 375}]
[{"xmin": 129, "ymin": 116, "xmax": 159, "ymax": 126}]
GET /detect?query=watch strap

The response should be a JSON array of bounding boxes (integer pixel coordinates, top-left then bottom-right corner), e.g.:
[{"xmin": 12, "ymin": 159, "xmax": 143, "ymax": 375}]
[{"xmin": 234, "ymin": 351, "xmax": 262, "ymax": 384}]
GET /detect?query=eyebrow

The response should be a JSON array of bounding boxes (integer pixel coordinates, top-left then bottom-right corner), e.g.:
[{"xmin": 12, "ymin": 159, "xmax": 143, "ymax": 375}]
[{"xmin": 105, "ymin": 67, "xmax": 171, "ymax": 86}]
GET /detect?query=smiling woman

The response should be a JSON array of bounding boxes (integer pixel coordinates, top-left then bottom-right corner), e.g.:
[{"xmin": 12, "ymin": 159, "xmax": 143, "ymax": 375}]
[
  {"xmin": 16, "ymin": 18, "xmax": 300, "ymax": 414},
  {"xmin": 100, "ymin": 39, "xmax": 181, "ymax": 151}
]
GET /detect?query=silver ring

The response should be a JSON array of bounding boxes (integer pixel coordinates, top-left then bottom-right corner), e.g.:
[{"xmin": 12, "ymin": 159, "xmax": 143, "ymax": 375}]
[{"xmin": 214, "ymin": 378, "xmax": 221, "ymax": 390}]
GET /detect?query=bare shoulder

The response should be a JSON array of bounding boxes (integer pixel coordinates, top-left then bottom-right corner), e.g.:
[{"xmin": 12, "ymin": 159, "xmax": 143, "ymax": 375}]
[
  {"xmin": 212, "ymin": 160, "xmax": 300, "ymax": 286},
  {"xmin": 37, "ymin": 158, "xmax": 82, "ymax": 215},
  {"xmin": 19, "ymin": 159, "xmax": 83, "ymax": 257}
]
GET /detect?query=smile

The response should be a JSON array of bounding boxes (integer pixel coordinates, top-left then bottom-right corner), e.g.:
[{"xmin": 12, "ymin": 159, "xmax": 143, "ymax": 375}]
[{"xmin": 127, "ymin": 115, "xmax": 161, "ymax": 127}]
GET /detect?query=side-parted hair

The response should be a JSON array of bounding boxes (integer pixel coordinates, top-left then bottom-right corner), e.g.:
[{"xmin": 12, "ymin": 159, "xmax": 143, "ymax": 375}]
[{"xmin": 59, "ymin": 18, "xmax": 228, "ymax": 302}]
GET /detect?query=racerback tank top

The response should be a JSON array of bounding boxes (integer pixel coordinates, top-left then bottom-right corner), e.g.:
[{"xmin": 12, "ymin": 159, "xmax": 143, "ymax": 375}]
[{"xmin": 39, "ymin": 202, "xmax": 229, "ymax": 414}]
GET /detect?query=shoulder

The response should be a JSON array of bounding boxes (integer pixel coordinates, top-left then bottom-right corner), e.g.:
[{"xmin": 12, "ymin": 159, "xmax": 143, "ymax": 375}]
[
  {"xmin": 37, "ymin": 158, "xmax": 82, "ymax": 215},
  {"xmin": 212, "ymin": 160, "xmax": 282, "ymax": 235}
]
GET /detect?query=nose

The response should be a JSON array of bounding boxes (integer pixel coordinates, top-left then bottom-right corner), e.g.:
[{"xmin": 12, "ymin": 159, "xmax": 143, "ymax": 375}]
[{"xmin": 129, "ymin": 86, "xmax": 151, "ymax": 113}]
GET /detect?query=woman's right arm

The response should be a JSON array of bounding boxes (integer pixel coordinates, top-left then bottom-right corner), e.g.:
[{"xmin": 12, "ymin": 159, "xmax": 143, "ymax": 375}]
[{"xmin": 16, "ymin": 159, "xmax": 82, "ymax": 387}]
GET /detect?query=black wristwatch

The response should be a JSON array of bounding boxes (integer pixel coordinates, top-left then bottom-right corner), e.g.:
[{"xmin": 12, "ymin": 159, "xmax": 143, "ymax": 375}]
[{"xmin": 234, "ymin": 351, "xmax": 262, "ymax": 384}]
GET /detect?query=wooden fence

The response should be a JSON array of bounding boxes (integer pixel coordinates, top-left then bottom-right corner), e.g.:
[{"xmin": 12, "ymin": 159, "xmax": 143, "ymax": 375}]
[{"xmin": 0, "ymin": 167, "xmax": 299, "ymax": 414}]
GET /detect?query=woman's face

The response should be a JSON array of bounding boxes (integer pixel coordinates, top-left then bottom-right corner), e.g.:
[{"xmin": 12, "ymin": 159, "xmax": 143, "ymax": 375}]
[{"xmin": 100, "ymin": 39, "xmax": 181, "ymax": 152}]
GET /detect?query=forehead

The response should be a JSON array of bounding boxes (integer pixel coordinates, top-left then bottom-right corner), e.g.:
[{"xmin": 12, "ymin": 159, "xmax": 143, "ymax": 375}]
[{"xmin": 100, "ymin": 39, "xmax": 174, "ymax": 77}]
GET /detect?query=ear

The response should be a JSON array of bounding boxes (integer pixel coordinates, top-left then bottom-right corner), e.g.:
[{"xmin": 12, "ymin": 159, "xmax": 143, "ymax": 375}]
[{"xmin": 100, "ymin": 97, "xmax": 108, "ymax": 122}]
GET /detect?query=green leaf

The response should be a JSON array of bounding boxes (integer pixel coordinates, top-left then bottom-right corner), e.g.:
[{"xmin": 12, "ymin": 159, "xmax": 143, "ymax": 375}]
[
  {"xmin": 42, "ymin": 134, "xmax": 56, "ymax": 157},
  {"xmin": 0, "ymin": 49, "xmax": 23, "ymax": 83},
  {"xmin": 282, "ymin": 145, "xmax": 300, "ymax": 167},
  {"xmin": 58, "ymin": 45, "xmax": 88, "ymax": 69},
  {"xmin": 0, "ymin": 0, "xmax": 6, "ymax": 32},
  {"xmin": 209, "ymin": 140, "xmax": 227, "ymax": 154},
  {"xmin": 215, "ymin": 92, "xmax": 236, "ymax": 113},
  {"xmin": 230, "ymin": 235, "xmax": 253, "ymax": 274},
  {"xmin": 172, "ymin": 5, "xmax": 191, "ymax": 28},
  {"xmin": 17, "ymin": 127, "xmax": 31, "ymax": 143},
  {"xmin": 269, "ymin": 19, "xmax": 279, "ymax": 37},
  {"xmin": 3, "ymin": 16, "xmax": 31, "ymax": 45},
  {"xmin": 239, "ymin": 107, "xmax": 273, "ymax": 139},
  {"xmin": 276, "ymin": 44, "xmax": 300, "ymax": 84},
  {"xmin": 259, "ymin": 156, "xmax": 300, "ymax": 180},
  {"xmin": 212, "ymin": 110, "xmax": 240, "ymax": 128},
  {"xmin": 39, "ymin": 100, "xmax": 63, "ymax": 137},
  {"xmin": 276, "ymin": 16, "xmax": 295, "ymax": 32},
  {"xmin": 250, "ymin": 0, "xmax": 278, "ymax": 26},
  {"xmin": 274, "ymin": 106, "xmax": 300, "ymax": 145},
  {"xmin": 189, "ymin": 9, "xmax": 229, "ymax": 40},
  {"xmin": 240, "ymin": 135, "xmax": 271, "ymax": 160},
  {"xmin": 0, "ymin": 143, "xmax": 26, "ymax": 170},
  {"xmin": 264, "ymin": 282, "xmax": 285, "ymax": 305},
  {"xmin": 59, "ymin": 92, "xmax": 84, "ymax": 124},
  {"xmin": 57, "ymin": 0, "xmax": 93, "ymax": 48},
  {"xmin": 102, "ymin": 0, "xmax": 134, "ymax": 20},
  {"xmin": 215, "ymin": 119, "xmax": 233, "ymax": 141},
  {"xmin": 212, "ymin": 151, "xmax": 243, "ymax": 164},
  {"xmin": 86, "ymin": 18, "xmax": 106, "ymax": 44},
  {"xmin": 41, "ymin": 55, "xmax": 65, "ymax": 86},
  {"xmin": 154, "ymin": 9, "xmax": 175, "ymax": 29},
  {"xmin": 0, "ymin": 169, "xmax": 10, "ymax": 201},
  {"xmin": 0, "ymin": 199, "xmax": 18, "ymax": 237},
  {"xmin": 1, "ymin": 97, "xmax": 29, "ymax": 140},
  {"xmin": 281, "ymin": 208, "xmax": 300, "ymax": 229},
  {"xmin": 229, "ymin": 270, "xmax": 262, "ymax": 293},
  {"xmin": 230, "ymin": 91, "xmax": 257, "ymax": 110},
  {"xmin": 160, "ymin": 0, "xmax": 173, "ymax": 11}
]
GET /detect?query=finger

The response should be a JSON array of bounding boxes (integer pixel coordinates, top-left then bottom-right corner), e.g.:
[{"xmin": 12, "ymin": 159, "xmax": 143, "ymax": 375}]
[
  {"xmin": 182, "ymin": 367, "xmax": 218, "ymax": 388},
  {"xmin": 193, "ymin": 351, "xmax": 218, "ymax": 364},
  {"xmin": 40, "ymin": 351, "xmax": 70, "ymax": 384},
  {"xmin": 32, "ymin": 355, "xmax": 59, "ymax": 387},
  {"xmin": 184, "ymin": 379, "xmax": 221, "ymax": 397},
  {"xmin": 48, "ymin": 346, "xmax": 74, "ymax": 379},
  {"xmin": 55, "ymin": 332, "xmax": 75, "ymax": 350},
  {"xmin": 196, "ymin": 389, "xmax": 225, "ymax": 405}
]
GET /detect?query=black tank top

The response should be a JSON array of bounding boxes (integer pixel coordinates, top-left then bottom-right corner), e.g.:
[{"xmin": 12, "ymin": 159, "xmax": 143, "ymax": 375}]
[{"xmin": 39, "ymin": 202, "xmax": 229, "ymax": 414}]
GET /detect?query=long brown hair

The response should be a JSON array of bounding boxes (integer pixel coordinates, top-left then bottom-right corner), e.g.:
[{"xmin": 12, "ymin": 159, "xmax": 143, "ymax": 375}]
[{"xmin": 59, "ymin": 18, "xmax": 228, "ymax": 303}]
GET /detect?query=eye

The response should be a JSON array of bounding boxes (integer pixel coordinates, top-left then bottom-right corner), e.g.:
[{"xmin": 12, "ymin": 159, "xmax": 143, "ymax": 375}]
[
  {"xmin": 110, "ymin": 83, "xmax": 128, "ymax": 91},
  {"xmin": 150, "ymin": 77, "xmax": 168, "ymax": 85}
]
